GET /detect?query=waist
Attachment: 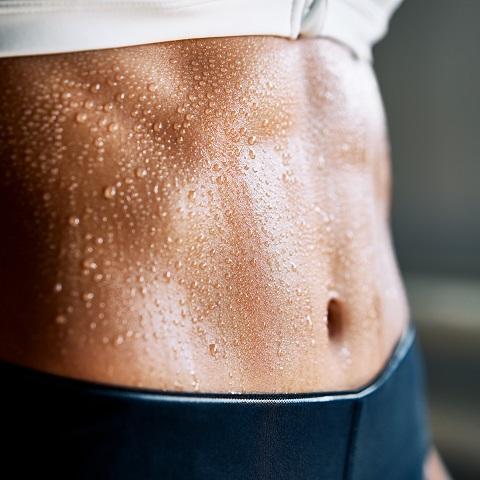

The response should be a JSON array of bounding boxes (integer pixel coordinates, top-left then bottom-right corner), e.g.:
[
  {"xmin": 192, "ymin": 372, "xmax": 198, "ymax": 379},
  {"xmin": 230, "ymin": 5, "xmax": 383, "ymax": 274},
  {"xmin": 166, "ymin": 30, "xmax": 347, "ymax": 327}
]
[
  {"xmin": 0, "ymin": 325, "xmax": 430, "ymax": 479},
  {"xmin": 0, "ymin": 36, "xmax": 408, "ymax": 393}
]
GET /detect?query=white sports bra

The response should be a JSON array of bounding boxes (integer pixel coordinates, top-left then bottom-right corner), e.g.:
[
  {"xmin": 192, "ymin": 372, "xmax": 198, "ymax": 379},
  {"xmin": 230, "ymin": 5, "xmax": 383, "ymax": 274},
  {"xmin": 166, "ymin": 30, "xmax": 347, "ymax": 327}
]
[{"xmin": 0, "ymin": 0, "xmax": 402, "ymax": 60}]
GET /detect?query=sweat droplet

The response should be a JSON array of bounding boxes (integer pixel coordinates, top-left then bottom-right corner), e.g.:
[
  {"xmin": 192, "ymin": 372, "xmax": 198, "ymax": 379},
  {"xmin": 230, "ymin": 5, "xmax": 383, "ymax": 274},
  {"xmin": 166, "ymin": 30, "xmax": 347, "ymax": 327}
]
[
  {"xmin": 53, "ymin": 282, "xmax": 63, "ymax": 293},
  {"xmin": 90, "ymin": 83, "xmax": 101, "ymax": 93},
  {"xmin": 82, "ymin": 258, "xmax": 97, "ymax": 270},
  {"xmin": 68, "ymin": 216, "xmax": 80, "ymax": 227},
  {"xmin": 136, "ymin": 167, "xmax": 147, "ymax": 178},
  {"xmin": 163, "ymin": 271, "xmax": 172, "ymax": 283},
  {"xmin": 103, "ymin": 185, "xmax": 116, "ymax": 199},
  {"xmin": 55, "ymin": 314, "xmax": 67, "ymax": 325},
  {"xmin": 76, "ymin": 112, "xmax": 87, "ymax": 123},
  {"xmin": 247, "ymin": 135, "xmax": 256, "ymax": 146},
  {"xmin": 209, "ymin": 343, "xmax": 218, "ymax": 356}
]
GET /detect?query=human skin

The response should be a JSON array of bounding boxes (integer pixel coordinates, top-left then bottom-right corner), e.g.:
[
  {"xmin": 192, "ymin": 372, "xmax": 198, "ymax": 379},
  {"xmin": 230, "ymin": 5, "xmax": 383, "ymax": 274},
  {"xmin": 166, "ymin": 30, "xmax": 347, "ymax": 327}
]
[{"xmin": 0, "ymin": 36, "xmax": 446, "ymax": 476}]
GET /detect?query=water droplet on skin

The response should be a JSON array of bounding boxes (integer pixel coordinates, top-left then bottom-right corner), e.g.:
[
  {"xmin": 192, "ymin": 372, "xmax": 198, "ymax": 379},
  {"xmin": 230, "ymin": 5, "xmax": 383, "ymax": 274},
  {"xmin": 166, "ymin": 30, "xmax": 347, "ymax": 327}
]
[
  {"xmin": 115, "ymin": 335, "xmax": 124, "ymax": 346},
  {"xmin": 163, "ymin": 271, "xmax": 172, "ymax": 283},
  {"xmin": 247, "ymin": 135, "xmax": 256, "ymax": 146},
  {"xmin": 147, "ymin": 83, "xmax": 157, "ymax": 93},
  {"xmin": 108, "ymin": 122, "xmax": 118, "ymax": 133},
  {"xmin": 53, "ymin": 282, "xmax": 63, "ymax": 293},
  {"xmin": 55, "ymin": 314, "xmax": 67, "ymax": 325},
  {"xmin": 209, "ymin": 342, "xmax": 218, "ymax": 356},
  {"xmin": 89, "ymin": 322, "xmax": 97, "ymax": 330},
  {"xmin": 84, "ymin": 99, "xmax": 95, "ymax": 110},
  {"xmin": 103, "ymin": 185, "xmax": 116, "ymax": 199},
  {"xmin": 90, "ymin": 83, "xmax": 101, "ymax": 93},
  {"xmin": 187, "ymin": 190, "xmax": 196, "ymax": 201},
  {"xmin": 83, "ymin": 292, "xmax": 94, "ymax": 301},
  {"xmin": 69, "ymin": 216, "xmax": 80, "ymax": 227},
  {"xmin": 75, "ymin": 112, "xmax": 88, "ymax": 124},
  {"xmin": 153, "ymin": 121, "xmax": 163, "ymax": 132},
  {"xmin": 135, "ymin": 167, "xmax": 147, "ymax": 178},
  {"xmin": 82, "ymin": 258, "xmax": 97, "ymax": 270}
]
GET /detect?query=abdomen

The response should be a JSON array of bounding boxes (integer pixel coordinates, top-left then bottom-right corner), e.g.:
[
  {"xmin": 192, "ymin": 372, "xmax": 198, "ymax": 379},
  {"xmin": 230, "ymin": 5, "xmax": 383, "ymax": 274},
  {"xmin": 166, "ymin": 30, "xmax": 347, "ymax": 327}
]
[{"xmin": 0, "ymin": 36, "xmax": 409, "ymax": 392}]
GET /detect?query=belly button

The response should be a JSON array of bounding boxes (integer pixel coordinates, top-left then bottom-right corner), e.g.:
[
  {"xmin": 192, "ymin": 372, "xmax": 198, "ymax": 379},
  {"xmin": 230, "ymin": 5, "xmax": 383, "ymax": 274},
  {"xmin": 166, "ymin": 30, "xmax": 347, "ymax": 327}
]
[{"xmin": 326, "ymin": 297, "xmax": 344, "ymax": 341}]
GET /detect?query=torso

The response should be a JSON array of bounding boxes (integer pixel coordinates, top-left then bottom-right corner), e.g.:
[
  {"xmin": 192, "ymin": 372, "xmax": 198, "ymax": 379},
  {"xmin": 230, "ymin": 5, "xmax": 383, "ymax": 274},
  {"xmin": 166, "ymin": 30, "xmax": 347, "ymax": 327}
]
[{"xmin": 0, "ymin": 37, "xmax": 408, "ymax": 393}]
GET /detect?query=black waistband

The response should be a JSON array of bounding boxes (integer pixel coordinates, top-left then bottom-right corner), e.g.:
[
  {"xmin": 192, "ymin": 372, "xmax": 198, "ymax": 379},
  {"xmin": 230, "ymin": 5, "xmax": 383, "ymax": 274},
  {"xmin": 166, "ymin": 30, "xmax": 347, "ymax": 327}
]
[{"xmin": 0, "ymin": 326, "xmax": 430, "ymax": 480}]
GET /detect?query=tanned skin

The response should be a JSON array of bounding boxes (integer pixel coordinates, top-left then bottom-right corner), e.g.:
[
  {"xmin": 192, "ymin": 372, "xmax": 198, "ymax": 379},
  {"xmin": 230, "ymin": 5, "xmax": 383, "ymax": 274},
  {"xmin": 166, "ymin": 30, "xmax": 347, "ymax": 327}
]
[{"xmin": 0, "ymin": 37, "xmax": 447, "ymax": 478}]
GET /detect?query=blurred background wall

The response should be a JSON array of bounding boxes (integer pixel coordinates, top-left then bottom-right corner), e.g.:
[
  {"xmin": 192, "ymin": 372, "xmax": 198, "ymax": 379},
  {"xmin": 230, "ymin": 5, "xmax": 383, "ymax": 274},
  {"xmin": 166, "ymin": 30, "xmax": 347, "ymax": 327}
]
[{"xmin": 374, "ymin": 0, "xmax": 480, "ymax": 478}]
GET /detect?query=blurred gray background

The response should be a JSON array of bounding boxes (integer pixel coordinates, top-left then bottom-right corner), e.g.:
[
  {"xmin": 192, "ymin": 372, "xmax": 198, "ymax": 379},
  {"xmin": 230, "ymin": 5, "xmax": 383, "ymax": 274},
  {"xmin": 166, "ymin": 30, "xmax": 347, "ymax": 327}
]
[{"xmin": 374, "ymin": 0, "xmax": 480, "ymax": 478}]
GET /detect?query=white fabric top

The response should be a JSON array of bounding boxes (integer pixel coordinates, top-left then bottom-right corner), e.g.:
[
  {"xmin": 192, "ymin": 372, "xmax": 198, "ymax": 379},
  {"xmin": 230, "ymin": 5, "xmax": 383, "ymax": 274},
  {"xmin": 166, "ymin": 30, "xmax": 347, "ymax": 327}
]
[{"xmin": 0, "ymin": 0, "xmax": 403, "ymax": 60}]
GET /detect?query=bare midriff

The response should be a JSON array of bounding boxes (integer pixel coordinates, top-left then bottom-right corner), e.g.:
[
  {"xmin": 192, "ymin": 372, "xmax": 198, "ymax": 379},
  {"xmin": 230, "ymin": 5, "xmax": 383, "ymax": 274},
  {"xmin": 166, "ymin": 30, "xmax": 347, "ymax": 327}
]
[{"xmin": 0, "ymin": 37, "xmax": 409, "ymax": 393}]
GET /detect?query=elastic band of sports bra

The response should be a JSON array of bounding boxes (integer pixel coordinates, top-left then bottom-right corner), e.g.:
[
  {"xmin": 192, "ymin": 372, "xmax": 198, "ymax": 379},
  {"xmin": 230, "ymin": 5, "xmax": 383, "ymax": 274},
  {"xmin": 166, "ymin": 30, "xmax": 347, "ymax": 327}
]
[
  {"xmin": 0, "ymin": 0, "xmax": 403, "ymax": 61},
  {"xmin": 0, "ymin": 323, "xmax": 430, "ymax": 479}
]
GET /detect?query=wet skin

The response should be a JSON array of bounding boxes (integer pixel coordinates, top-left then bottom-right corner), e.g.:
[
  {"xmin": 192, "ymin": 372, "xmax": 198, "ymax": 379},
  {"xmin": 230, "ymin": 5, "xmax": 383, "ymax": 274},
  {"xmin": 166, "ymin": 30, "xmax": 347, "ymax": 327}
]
[{"xmin": 0, "ymin": 37, "xmax": 409, "ymax": 393}]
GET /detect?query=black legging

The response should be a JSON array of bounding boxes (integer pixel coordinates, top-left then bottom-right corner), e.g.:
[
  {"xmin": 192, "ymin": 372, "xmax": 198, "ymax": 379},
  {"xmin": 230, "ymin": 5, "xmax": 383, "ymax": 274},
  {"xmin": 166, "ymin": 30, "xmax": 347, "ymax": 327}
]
[{"xmin": 0, "ymin": 325, "xmax": 429, "ymax": 479}]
